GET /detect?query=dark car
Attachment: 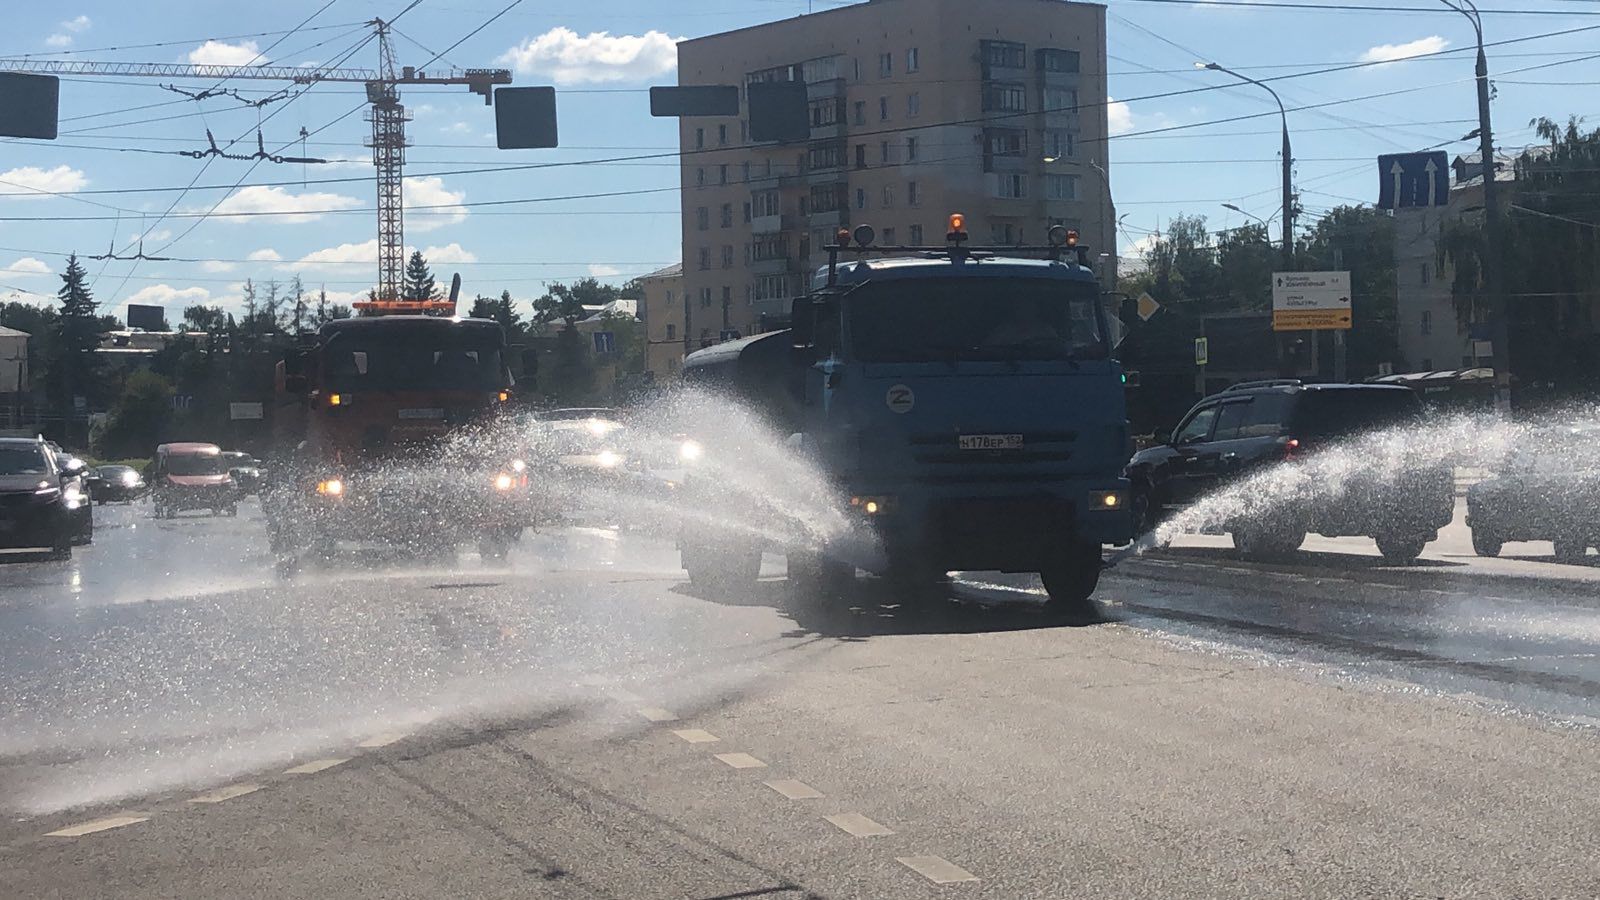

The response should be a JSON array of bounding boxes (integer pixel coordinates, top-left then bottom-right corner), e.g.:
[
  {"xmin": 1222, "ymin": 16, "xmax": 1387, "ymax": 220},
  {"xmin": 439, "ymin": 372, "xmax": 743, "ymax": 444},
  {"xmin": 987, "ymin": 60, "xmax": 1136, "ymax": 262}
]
[
  {"xmin": 520, "ymin": 416, "xmax": 672, "ymax": 528},
  {"xmin": 0, "ymin": 437, "xmax": 77, "ymax": 559},
  {"xmin": 88, "ymin": 465, "xmax": 147, "ymax": 504},
  {"xmin": 222, "ymin": 452, "xmax": 264, "ymax": 495},
  {"xmin": 1125, "ymin": 380, "xmax": 1454, "ymax": 564},
  {"xmin": 45, "ymin": 447, "xmax": 94, "ymax": 545},
  {"xmin": 1467, "ymin": 425, "xmax": 1600, "ymax": 563}
]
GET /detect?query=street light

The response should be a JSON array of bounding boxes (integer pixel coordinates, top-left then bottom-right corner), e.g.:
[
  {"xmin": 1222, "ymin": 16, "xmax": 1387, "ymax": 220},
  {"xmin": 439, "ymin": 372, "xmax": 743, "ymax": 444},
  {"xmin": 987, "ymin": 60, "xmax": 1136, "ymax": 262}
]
[
  {"xmin": 1197, "ymin": 61, "xmax": 1293, "ymax": 268},
  {"xmin": 1043, "ymin": 155, "xmax": 1115, "ymax": 287},
  {"xmin": 1221, "ymin": 203, "xmax": 1274, "ymax": 229},
  {"xmin": 1440, "ymin": 0, "xmax": 1510, "ymax": 413}
]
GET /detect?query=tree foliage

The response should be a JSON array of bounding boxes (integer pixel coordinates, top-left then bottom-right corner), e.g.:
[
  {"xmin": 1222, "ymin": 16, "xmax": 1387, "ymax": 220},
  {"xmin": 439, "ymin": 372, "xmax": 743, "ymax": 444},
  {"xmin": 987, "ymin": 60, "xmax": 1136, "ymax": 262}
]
[
  {"xmin": 49, "ymin": 254, "xmax": 106, "ymax": 408},
  {"xmin": 402, "ymin": 250, "xmax": 439, "ymax": 301},
  {"xmin": 95, "ymin": 369, "xmax": 173, "ymax": 459},
  {"xmin": 468, "ymin": 289, "xmax": 525, "ymax": 336},
  {"xmin": 531, "ymin": 278, "xmax": 617, "ymax": 331}
]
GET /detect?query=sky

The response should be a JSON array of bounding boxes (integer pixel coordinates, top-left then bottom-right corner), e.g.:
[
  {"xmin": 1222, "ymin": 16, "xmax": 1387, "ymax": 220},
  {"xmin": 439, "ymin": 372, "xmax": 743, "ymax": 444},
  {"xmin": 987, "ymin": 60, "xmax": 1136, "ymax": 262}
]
[{"xmin": 1, "ymin": 0, "xmax": 1598, "ymax": 323}]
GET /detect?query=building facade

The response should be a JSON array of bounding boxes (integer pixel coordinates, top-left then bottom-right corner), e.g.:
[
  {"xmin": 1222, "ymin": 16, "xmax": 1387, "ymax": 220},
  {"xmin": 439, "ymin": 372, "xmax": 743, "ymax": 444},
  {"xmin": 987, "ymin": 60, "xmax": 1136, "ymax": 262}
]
[
  {"xmin": 637, "ymin": 264, "xmax": 686, "ymax": 380},
  {"xmin": 676, "ymin": 0, "xmax": 1112, "ymax": 344}
]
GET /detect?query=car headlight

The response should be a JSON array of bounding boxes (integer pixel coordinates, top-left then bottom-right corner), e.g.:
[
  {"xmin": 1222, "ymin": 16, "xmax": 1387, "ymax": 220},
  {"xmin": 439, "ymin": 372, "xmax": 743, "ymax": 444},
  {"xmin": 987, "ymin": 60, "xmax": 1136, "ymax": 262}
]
[
  {"xmin": 1088, "ymin": 490, "xmax": 1125, "ymax": 510},
  {"xmin": 678, "ymin": 440, "xmax": 704, "ymax": 463},
  {"xmin": 63, "ymin": 484, "xmax": 85, "ymax": 506},
  {"xmin": 596, "ymin": 450, "xmax": 623, "ymax": 469},
  {"xmin": 121, "ymin": 472, "xmax": 140, "ymax": 486},
  {"xmin": 316, "ymin": 478, "xmax": 345, "ymax": 497},
  {"xmin": 494, "ymin": 473, "xmax": 516, "ymax": 492}
]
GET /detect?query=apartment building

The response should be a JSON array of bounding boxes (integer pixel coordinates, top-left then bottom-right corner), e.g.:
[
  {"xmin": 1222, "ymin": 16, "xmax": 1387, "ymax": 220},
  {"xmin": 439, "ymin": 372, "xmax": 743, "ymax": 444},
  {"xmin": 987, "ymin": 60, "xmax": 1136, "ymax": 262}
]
[
  {"xmin": 676, "ymin": 0, "xmax": 1112, "ymax": 346},
  {"xmin": 636, "ymin": 263, "xmax": 686, "ymax": 381}
]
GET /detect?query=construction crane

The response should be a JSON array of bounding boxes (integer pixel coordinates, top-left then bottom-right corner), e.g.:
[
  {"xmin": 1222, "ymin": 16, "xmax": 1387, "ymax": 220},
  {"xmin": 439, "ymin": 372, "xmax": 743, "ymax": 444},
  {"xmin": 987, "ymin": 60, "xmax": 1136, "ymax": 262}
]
[{"xmin": 0, "ymin": 18, "xmax": 512, "ymax": 309}]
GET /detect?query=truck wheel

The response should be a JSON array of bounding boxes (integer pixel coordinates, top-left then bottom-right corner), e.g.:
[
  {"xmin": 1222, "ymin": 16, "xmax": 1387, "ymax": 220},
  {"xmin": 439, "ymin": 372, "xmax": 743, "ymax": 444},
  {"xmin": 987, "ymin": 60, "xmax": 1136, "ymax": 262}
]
[
  {"xmin": 1471, "ymin": 529, "xmax": 1503, "ymax": 558},
  {"xmin": 682, "ymin": 542, "xmax": 760, "ymax": 594},
  {"xmin": 1376, "ymin": 533, "xmax": 1429, "ymax": 565},
  {"xmin": 1235, "ymin": 525, "xmax": 1306, "ymax": 561},
  {"xmin": 478, "ymin": 527, "xmax": 520, "ymax": 563},
  {"xmin": 787, "ymin": 551, "xmax": 854, "ymax": 602},
  {"xmin": 1554, "ymin": 538, "xmax": 1589, "ymax": 564},
  {"xmin": 1040, "ymin": 541, "xmax": 1103, "ymax": 618}
]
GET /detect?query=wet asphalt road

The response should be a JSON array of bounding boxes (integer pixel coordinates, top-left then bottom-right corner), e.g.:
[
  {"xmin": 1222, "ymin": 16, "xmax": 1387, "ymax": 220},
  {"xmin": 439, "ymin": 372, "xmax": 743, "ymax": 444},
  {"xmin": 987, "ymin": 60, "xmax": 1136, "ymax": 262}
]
[{"xmin": 2, "ymin": 500, "xmax": 1600, "ymax": 897}]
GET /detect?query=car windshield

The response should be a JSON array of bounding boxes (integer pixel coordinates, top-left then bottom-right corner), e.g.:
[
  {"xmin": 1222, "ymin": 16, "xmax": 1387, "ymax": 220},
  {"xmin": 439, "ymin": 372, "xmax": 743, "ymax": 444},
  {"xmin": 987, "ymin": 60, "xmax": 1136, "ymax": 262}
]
[
  {"xmin": 1290, "ymin": 389, "xmax": 1423, "ymax": 439},
  {"xmin": 166, "ymin": 454, "xmax": 228, "ymax": 476},
  {"xmin": 845, "ymin": 276, "xmax": 1107, "ymax": 363},
  {"xmin": 323, "ymin": 328, "xmax": 505, "ymax": 392},
  {"xmin": 0, "ymin": 445, "xmax": 50, "ymax": 476}
]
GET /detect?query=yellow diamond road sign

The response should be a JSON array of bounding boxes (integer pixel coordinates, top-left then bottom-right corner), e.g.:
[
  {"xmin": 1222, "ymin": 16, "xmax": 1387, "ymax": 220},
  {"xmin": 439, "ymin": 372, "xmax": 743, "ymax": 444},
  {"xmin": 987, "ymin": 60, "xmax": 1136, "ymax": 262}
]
[
  {"xmin": 1272, "ymin": 271, "xmax": 1352, "ymax": 331},
  {"xmin": 1136, "ymin": 292, "xmax": 1162, "ymax": 322}
]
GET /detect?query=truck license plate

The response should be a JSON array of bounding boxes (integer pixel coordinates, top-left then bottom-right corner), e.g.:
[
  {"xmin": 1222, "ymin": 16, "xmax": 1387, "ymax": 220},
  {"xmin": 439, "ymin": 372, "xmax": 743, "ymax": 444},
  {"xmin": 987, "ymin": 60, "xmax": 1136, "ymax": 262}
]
[
  {"xmin": 958, "ymin": 434, "xmax": 1023, "ymax": 451},
  {"xmin": 398, "ymin": 408, "xmax": 445, "ymax": 420}
]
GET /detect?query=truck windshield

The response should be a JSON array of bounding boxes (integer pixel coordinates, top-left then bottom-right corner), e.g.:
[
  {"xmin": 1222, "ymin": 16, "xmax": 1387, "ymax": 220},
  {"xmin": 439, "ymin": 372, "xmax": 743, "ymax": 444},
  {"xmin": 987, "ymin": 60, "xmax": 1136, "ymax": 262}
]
[
  {"xmin": 845, "ymin": 276, "xmax": 1106, "ymax": 363},
  {"xmin": 323, "ymin": 330, "xmax": 505, "ymax": 392}
]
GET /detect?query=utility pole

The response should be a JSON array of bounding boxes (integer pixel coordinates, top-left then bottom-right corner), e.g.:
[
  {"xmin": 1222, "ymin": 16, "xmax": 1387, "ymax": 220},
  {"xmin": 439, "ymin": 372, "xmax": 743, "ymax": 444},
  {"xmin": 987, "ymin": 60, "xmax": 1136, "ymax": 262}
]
[{"xmin": 1442, "ymin": 0, "xmax": 1508, "ymax": 412}]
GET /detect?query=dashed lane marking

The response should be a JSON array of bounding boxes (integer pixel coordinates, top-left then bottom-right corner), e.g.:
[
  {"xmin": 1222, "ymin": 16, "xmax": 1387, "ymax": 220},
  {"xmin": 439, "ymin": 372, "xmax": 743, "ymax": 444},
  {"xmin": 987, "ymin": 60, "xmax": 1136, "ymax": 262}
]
[
  {"xmin": 283, "ymin": 758, "xmax": 350, "ymax": 775},
  {"xmin": 358, "ymin": 732, "xmax": 408, "ymax": 749},
  {"xmin": 713, "ymin": 752, "xmax": 768, "ymax": 770},
  {"xmin": 672, "ymin": 728, "xmax": 720, "ymax": 744},
  {"xmin": 764, "ymin": 779, "xmax": 824, "ymax": 800},
  {"xmin": 638, "ymin": 707, "xmax": 679, "ymax": 722},
  {"xmin": 45, "ymin": 815, "xmax": 149, "ymax": 837},
  {"xmin": 187, "ymin": 783, "xmax": 263, "ymax": 804},
  {"xmin": 897, "ymin": 855, "xmax": 979, "ymax": 884},
  {"xmin": 824, "ymin": 812, "xmax": 894, "ymax": 837}
]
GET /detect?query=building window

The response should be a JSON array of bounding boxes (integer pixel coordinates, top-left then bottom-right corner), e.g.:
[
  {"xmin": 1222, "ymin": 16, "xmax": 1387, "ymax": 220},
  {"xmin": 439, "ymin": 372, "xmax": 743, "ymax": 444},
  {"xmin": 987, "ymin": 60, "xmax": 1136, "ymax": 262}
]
[
  {"xmin": 991, "ymin": 222, "xmax": 1017, "ymax": 244},
  {"xmin": 1420, "ymin": 262, "xmax": 1431, "ymax": 285},
  {"xmin": 982, "ymin": 40, "xmax": 1027, "ymax": 70},
  {"xmin": 1038, "ymin": 48, "xmax": 1080, "ymax": 73},
  {"xmin": 1045, "ymin": 174, "xmax": 1078, "ymax": 200},
  {"xmin": 855, "ymin": 143, "xmax": 867, "ymax": 169},
  {"xmin": 808, "ymin": 142, "xmax": 844, "ymax": 171},
  {"xmin": 882, "ymin": 227, "xmax": 897, "ymax": 245},
  {"xmin": 719, "ymin": 164, "xmax": 729, "ymax": 185},
  {"xmin": 742, "ymin": 161, "xmax": 751, "ymax": 182},
  {"xmin": 907, "ymin": 180, "xmax": 921, "ymax": 207},
  {"xmin": 1045, "ymin": 129, "xmax": 1074, "ymax": 159},
  {"xmin": 809, "ymin": 183, "xmax": 843, "ymax": 213},
  {"xmin": 881, "ymin": 140, "xmax": 891, "ymax": 163},
  {"xmin": 696, "ymin": 167, "xmax": 705, "ymax": 187},
  {"xmin": 695, "ymin": 127, "xmax": 705, "ymax": 149},
  {"xmin": 696, "ymin": 206, "xmax": 710, "ymax": 231},
  {"xmin": 983, "ymin": 82, "xmax": 1027, "ymax": 113},
  {"xmin": 909, "ymin": 224, "xmax": 923, "ymax": 245},
  {"xmin": 985, "ymin": 128, "xmax": 1027, "ymax": 161},
  {"xmin": 753, "ymin": 273, "xmax": 788, "ymax": 302},
  {"xmin": 907, "ymin": 47, "xmax": 920, "ymax": 72},
  {"xmin": 697, "ymin": 248, "xmax": 710, "ymax": 270},
  {"xmin": 666, "ymin": 323, "xmax": 676, "ymax": 340},
  {"xmin": 722, "ymin": 286, "xmax": 732, "ymax": 306},
  {"xmin": 853, "ymin": 100, "xmax": 866, "ymax": 126},
  {"xmin": 856, "ymin": 187, "xmax": 867, "ymax": 210},
  {"xmin": 809, "ymin": 96, "xmax": 842, "ymax": 128},
  {"xmin": 754, "ymin": 190, "xmax": 781, "ymax": 217},
  {"xmin": 722, "ymin": 245, "xmax": 734, "ymax": 269},
  {"xmin": 718, "ymin": 124, "xmax": 729, "ymax": 146},
  {"xmin": 721, "ymin": 203, "xmax": 734, "ymax": 228},
  {"xmin": 1043, "ymin": 86, "xmax": 1078, "ymax": 112},
  {"xmin": 995, "ymin": 173, "xmax": 1027, "ymax": 199},
  {"xmin": 700, "ymin": 288, "xmax": 713, "ymax": 308},
  {"xmin": 879, "ymin": 52, "xmax": 893, "ymax": 77},
  {"xmin": 907, "ymin": 92, "xmax": 920, "ymax": 118},
  {"xmin": 882, "ymin": 185, "xmax": 895, "ymax": 208},
  {"xmin": 879, "ymin": 96, "xmax": 890, "ymax": 121},
  {"xmin": 1420, "ymin": 310, "xmax": 1432, "ymax": 336},
  {"xmin": 743, "ymin": 201, "xmax": 753, "ymax": 223},
  {"xmin": 906, "ymin": 136, "xmax": 919, "ymax": 161}
]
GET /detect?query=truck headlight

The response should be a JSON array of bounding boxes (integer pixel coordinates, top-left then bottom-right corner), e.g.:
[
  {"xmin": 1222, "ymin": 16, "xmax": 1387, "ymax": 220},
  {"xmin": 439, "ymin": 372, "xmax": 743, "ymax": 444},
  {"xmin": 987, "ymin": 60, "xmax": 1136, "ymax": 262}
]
[
  {"xmin": 1088, "ymin": 490, "xmax": 1124, "ymax": 510},
  {"xmin": 596, "ymin": 450, "xmax": 623, "ymax": 469},
  {"xmin": 849, "ymin": 495, "xmax": 893, "ymax": 516},
  {"xmin": 678, "ymin": 440, "xmax": 704, "ymax": 463},
  {"xmin": 316, "ymin": 478, "xmax": 345, "ymax": 497},
  {"xmin": 494, "ymin": 473, "xmax": 516, "ymax": 492}
]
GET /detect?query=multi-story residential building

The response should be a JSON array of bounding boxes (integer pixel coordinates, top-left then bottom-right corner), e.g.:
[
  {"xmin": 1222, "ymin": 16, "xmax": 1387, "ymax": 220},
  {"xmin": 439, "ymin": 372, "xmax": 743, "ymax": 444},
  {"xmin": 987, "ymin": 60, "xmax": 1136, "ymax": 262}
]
[
  {"xmin": 636, "ymin": 263, "xmax": 686, "ymax": 381},
  {"xmin": 676, "ymin": 0, "xmax": 1112, "ymax": 345}
]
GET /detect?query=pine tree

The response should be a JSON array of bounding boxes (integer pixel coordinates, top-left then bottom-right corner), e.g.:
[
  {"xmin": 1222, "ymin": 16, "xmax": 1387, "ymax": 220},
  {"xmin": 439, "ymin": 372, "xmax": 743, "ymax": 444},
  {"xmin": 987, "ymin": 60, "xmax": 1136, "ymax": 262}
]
[
  {"xmin": 402, "ymin": 250, "xmax": 438, "ymax": 301},
  {"xmin": 52, "ymin": 253, "xmax": 104, "ymax": 410}
]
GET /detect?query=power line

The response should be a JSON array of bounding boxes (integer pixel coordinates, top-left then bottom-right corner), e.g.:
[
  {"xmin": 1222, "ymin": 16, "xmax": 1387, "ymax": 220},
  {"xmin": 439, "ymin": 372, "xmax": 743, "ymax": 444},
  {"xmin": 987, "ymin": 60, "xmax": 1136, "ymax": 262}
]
[
  {"xmin": 0, "ymin": 22, "xmax": 370, "ymax": 59},
  {"xmin": 1112, "ymin": 0, "xmax": 1600, "ymax": 14}
]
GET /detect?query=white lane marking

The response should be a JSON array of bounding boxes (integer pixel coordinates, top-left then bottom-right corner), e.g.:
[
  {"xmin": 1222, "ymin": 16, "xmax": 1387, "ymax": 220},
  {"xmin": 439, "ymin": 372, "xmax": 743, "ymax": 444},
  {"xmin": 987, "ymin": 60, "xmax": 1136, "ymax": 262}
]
[
  {"xmin": 897, "ymin": 855, "xmax": 979, "ymax": 884},
  {"xmin": 824, "ymin": 812, "xmax": 894, "ymax": 837},
  {"xmin": 764, "ymin": 779, "xmax": 823, "ymax": 800},
  {"xmin": 46, "ymin": 815, "xmax": 149, "ymax": 837},
  {"xmin": 187, "ymin": 783, "xmax": 263, "ymax": 804},
  {"xmin": 672, "ymin": 728, "xmax": 720, "ymax": 744},
  {"xmin": 284, "ymin": 758, "xmax": 349, "ymax": 775},
  {"xmin": 713, "ymin": 752, "xmax": 768, "ymax": 770},
  {"xmin": 358, "ymin": 732, "xmax": 408, "ymax": 749},
  {"xmin": 638, "ymin": 707, "xmax": 678, "ymax": 722}
]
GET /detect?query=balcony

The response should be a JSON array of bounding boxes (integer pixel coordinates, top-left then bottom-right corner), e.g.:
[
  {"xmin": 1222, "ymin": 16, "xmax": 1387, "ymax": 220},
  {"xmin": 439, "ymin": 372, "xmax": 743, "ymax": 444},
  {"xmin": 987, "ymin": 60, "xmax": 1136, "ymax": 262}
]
[
  {"xmin": 750, "ymin": 256, "xmax": 797, "ymax": 277},
  {"xmin": 807, "ymin": 207, "xmax": 846, "ymax": 228}
]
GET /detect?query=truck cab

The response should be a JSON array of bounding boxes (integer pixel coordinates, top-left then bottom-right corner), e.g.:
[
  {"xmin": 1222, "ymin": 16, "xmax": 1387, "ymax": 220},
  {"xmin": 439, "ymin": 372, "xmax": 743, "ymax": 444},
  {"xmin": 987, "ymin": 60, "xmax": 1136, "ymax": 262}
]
[{"xmin": 679, "ymin": 221, "xmax": 1135, "ymax": 612}]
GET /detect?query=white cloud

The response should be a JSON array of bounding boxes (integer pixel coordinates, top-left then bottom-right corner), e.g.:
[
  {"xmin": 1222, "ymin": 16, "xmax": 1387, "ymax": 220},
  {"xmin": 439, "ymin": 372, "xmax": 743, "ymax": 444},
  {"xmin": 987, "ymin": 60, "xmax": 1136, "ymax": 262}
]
[
  {"xmin": 133, "ymin": 228, "xmax": 172, "ymax": 243},
  {"xmin": 209, "ymin": 185, "xmax": 360, "ymax": 223},
  {"xmin": 588, "ymin": 264, "xmax": 623, "ymax": 278},
  {"xmin": 187, "ymin": 39, "xmax": 267, "ymax": 67},
  {"xmin": 442, "ymin": 121, "xmax": 473, "ymax": 135},
  {"xmin": 125, "ymin": 284, "xmax": 212, "ymax": 308},
  {"xmin": 404, "ymin": 176, "xmax": 467, "ymax": 232},
  {"xmin": 286, "ymin": 240, "xmax": 476, "ymax": 270},
  {"xmin": 0, "ymin": 164, "xmax": 88, "ymax": 197},
  {"xmin": 61, "ymin": 15, "xmax": 91, "ymax": 32},
  {"xmin": 200, "ymin": 260, "xmax": 236, "ymax": 273},
  {"xmin": 1107, "ymin": 98, "xmax": 1135, "ymax": 136},
  {"xmin": 1359, "ymin": 36, "xmax": 1449, "ymax": 65},
  {"xmin": 247, "ymin": 248, "xmax": 282, "ymax": 262},
  {"xmin": 498, "ymin": 27, "xmax": 681, "ymax": 85},
  {"xmin": 45, "ymin": 34, "xmax": 73, "ymax": 49},
  {"xmin": 422, "ymin": 243, "xmax": 477, "ymax": 265},
  {"xmin": 3, "ymin": 257, "xmax": 52, "ymax": 276}
]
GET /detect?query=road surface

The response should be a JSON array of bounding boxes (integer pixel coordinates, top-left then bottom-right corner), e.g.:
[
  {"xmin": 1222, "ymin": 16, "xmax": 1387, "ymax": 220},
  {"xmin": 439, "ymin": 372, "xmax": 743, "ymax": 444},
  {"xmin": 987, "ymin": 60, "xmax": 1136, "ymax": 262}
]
[{"xmin": 2, "ymin": 500, "xmax": 1599, "ymax": 898}]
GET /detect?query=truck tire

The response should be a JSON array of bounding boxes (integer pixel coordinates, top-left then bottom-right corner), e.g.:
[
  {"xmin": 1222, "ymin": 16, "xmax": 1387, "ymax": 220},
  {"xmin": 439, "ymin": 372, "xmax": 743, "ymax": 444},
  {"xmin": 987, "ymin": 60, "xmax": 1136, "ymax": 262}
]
[
  {"xmin": 787, "ymin": 551, "xmax": 854, "ymax": 602},
  {"xmin": 1376, "ymin": 533, "xmax": 1429, "ymax": 565},
  {"xmin": 1040, "ymin": 541, "xmax": 1103, "ymax": 618},
  {"xmin": 1554, "ymin": 538, "xmax": 1589, "ymax": 565},
  {"xmin": 1470, "ymin": 529, "xmax": 1503, "ymax": 558},
  {"xmin": 682, "ymin": 542, "xmax": 761, "ymax": 595}
]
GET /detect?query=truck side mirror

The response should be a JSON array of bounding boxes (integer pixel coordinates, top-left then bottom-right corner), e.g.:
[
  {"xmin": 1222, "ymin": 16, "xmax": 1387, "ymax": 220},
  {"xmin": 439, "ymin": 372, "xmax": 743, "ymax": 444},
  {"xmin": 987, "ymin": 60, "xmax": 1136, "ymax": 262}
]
[{"xmin": 789, "ymin": 297, "xmax": 814, "ymax": 348}]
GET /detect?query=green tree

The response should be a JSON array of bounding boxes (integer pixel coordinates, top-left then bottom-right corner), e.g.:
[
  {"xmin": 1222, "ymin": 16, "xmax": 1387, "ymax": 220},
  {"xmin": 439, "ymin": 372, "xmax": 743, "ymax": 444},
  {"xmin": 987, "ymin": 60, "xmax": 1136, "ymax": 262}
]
[
  {"xmin": 402, "ymin": 250, "xmax": 439, "ymax": 301},
  {"xmin": 94, "ymin": 369, "xmax": 174, "ymax": 459},
  {"xmin": 1216, "ymin": 223, "xmax": 1276, "ymax": 311},
  {"xmin": 50, "ymin": 253, "xmax": 106, "ymax": 410},
  {"xmin": 1297, "ymin": 205, "xmax": 1399, "ymax": 377},
  {"xmin": 468, "ymin": 289, "xmax": 525, "ymax": 335},
  {"xmin": 531, "ymin": 278, "xmax": 617, "ymax": 332},
  {"xmin": 182, "ymin": 304, "xmax": 228, "ymax": 333}
]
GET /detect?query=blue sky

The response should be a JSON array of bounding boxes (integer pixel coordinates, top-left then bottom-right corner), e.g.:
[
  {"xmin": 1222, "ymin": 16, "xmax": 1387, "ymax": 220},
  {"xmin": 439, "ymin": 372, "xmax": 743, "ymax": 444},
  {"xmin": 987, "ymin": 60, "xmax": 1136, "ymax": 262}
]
[{"xmin": 1, "ymin": 0, "xmax": 1598, "ymax": 322}]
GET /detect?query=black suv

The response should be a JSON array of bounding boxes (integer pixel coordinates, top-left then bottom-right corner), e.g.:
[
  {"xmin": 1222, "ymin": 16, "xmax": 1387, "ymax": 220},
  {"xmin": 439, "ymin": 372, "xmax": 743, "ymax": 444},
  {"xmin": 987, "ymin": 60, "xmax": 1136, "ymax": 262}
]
[
  {"xmin": 1125, "ymin": 381, "xmax": 1455, "ymax": 564},
  {"xmin": 0, "ymin": 437, "xmax": 77, "ymax": 560}
]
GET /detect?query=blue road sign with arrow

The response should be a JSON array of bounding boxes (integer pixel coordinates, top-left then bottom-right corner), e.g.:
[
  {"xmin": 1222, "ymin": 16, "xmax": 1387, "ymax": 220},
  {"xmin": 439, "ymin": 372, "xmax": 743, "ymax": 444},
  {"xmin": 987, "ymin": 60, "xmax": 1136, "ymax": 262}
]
[{"xmin": 1377, "ymin": 151, "xmax": 1450, "ymax": 209}]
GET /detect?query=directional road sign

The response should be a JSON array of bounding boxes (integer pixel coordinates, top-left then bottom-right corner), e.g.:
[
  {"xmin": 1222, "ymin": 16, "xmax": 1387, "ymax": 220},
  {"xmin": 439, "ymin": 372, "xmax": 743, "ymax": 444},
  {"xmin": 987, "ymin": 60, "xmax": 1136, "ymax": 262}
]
[
  {"xmin": 1377, "ymin": 151, "xmax": 1449, "ymax": 210},
  {"xmin": 1273, "ymin": 271, "xmax": 1352, "ymax": 331}
]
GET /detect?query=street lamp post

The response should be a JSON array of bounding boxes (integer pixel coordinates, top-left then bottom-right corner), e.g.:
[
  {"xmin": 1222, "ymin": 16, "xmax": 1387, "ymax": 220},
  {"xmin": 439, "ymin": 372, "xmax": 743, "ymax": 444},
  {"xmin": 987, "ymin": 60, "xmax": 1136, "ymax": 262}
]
[
  {"xmin": 1043, "ymin": 155, "xmax": 1115, "ymax": 288},
  {"xmin": 1441, "ymin": 0, "xmax": 1509, "ymax": 413},
  {"xmin": 1200, "ymin": 63, "xmax": 1293, "ymax": 269}
]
